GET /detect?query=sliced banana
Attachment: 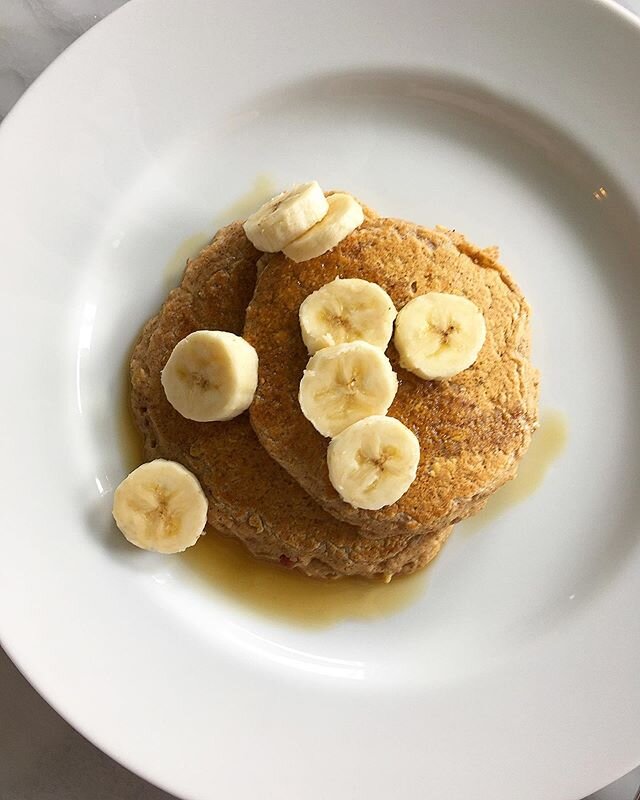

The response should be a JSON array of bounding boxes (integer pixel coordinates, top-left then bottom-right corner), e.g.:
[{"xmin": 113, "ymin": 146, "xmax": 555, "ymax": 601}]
[
  {"xmin": 243, "ymin": 181, "xmax": 329, "ymax": 252},
  {"xmin": 299, "ymin": 277, "xmax": 397, "ymax": 355},
  {"xmin": 327, "ymin": 416, "xmax": 420, "ymax": 510},
  {"xmin": 298, "ymin": 341, "xmax": 397, "ymax": 438},
  {"xmin": 161, "ymin": 330, "xmax": 258, "ymax": 422},
  {"xmin": 112, "ymin": 459, "xmax": 208, "ymax": 553},
  {"xmin": 283, "ymin": 193, "xmax": 364, "ymax": 263},
  {"xmin": 394, "ymin": 292, "xmax": 486, "ymax": 380}
]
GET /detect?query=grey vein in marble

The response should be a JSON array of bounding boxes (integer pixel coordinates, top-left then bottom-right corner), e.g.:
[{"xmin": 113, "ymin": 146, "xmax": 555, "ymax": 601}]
[{"xmin": 0, "ymin": 0, "xmax": 125, "ymax": 118}]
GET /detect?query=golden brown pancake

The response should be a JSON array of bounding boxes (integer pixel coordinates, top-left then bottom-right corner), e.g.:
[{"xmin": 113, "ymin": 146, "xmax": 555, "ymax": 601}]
[
  {"xmin": 245, "ymin": 217, "xmax": 539, "ymax": 538},
  {"xmin": 130, "ymin": 222, "xmax": 452, "ymax": 579}
]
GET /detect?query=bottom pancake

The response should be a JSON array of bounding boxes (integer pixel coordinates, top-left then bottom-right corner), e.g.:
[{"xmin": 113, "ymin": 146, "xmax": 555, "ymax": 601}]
[{"xmin": 130, "ymin": 223, "xmax": 452, "ymax": 579}]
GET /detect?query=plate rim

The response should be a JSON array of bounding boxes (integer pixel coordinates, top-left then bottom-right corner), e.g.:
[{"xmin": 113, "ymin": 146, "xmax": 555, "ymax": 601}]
[{"xmin": 1, "ymin": 1, "xmax": 640, "ymax": 798}]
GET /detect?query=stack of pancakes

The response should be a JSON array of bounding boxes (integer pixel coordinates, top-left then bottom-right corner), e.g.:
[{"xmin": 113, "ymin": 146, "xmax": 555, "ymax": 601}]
[{"xmin": 131, "ymin": 207, "xmax": 538, "ymax": 580}]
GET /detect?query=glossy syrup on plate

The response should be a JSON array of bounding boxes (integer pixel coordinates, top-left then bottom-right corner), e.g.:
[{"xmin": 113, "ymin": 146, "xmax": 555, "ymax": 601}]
[
  {"xmin": 162, "ymin": 175, "xmax": 278, "ymax": 290},
  {"xmin": 461, "ymin": 409, "xmax": 568, "ymax": 533},
  {"xmin": 118, "ymin": 377, "xmax": 426, "ymax": 624},
  {"xmin": 117, "ymin": 345, "xmax": 428, "ymax": 625},
  {"xmin": 215, "ymin": 174, "xmax": 277, "ymax": 226},
  {"xmin": 123, "ymin": 208, "xmax": 567, "ymax": 627},
  {"xmin": 119, "ymin": 335, "xmax": 567, "ymax": 627},
  {"xmin": 182, "ymin": 532, "xmax": 428, "ymax": 627}
]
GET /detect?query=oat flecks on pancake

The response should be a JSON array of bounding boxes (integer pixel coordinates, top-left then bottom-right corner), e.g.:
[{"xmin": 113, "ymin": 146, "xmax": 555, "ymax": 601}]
[
  {"xmin": 130, "ymin": 222, "xmax": 451, "ymax": 579},
  {"xmin": 245, "ymin": 218, "xmax": 539, "ymax": 538}
]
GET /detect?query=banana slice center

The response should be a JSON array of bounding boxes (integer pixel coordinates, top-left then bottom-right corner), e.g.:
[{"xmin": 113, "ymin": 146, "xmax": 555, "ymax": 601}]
[
  {"xmin": 316, "ymin": 370, "xmax": 370, "ymax": 420},
  {"xmin": 322, "ymin": 364, "xmax": 371, "ymax": 418},
  {"xmin": 354, "ymin": 445, "xmax": 399, "ymax": 494},
  {"xmin": 149, "ymin": 493, "xmax": 178, "ymax": 536},
  {"xmin": 320, "ymin": 300, "xmax": 371, "ymax": 336},
  {"xmin": 437, "ymin": 324, "xmax": 460, "ymax": 347},
  {"xmin": 178, "ymin": 367, "xmax": 218, "ymax": 392},
  {"xmin": 424, "ymin": 311, "xmax": 461, "ymax": 354},
  {"xmin": 322, "ymin": 308, "xmax": 355, "ymax": 335},
  {"xmin": 128, "ymin": 484, "xmax": 179, "ymax": 537},
  {"xmin": 298, "ymin": 341, "xmax": 398, "ymax": 438}
]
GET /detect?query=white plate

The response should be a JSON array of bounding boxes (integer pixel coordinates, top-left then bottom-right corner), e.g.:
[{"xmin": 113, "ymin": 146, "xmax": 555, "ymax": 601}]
[{"xmin": 1, "ymin": 1, "xmax": 640, "ymax": 798}]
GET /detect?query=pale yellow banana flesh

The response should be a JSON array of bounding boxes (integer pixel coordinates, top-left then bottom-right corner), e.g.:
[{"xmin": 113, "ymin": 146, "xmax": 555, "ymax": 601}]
[
  {"xmin": 112, "ymin": 459, "xmax": 208, "ymax": 554},
  {"xmin": 394, "ymin": 292, "xmax": 486, "ymax": 380},
  {"xmin": 161, "ymin": 330, "xmax": 258, "ymax": 422},
  {"xmin": 283, "ymin": 193, "xmax": 364, "ymax": 263},
  {"xmin": 327, "ymin": 416, "xmax": 420, "ymax": 510},
  {"xmin": 299, "ymin": 277, "xmax": 397, "ymax": 355},
  {"xmin": 243, "ymin": 181, "xmax": 329, "ymax": 252},
  {"xmin": 298, "ymin": 341, "xmax": 398, "ymax": 438}
]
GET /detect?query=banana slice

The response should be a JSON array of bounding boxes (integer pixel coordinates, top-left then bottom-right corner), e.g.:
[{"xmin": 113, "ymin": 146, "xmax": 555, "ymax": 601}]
[
  {"xmin": 327, "ymin": 416, "xmax": 420, "ymax": 510},
  {"xmin": 112, "ymin": 459, "xmax": 208, "ymax": 553},
  {"xmin": 299, "ymin": 277, "xmax": 397, "ymax": 355},
  {"xmin": 283, "ymin": 193, "xmax": 364, "ymax": 263},
  {"xmin": 298, "ymin": 341, "xmax": 397, "ymax": 438},
  {"xmin": 243, "ymin": 181, "xmax": 329, "ymax": 252},
  {"xmin": 161, "ymin": 330, "xmax": 258, "ymax": 422},
  {"xmin": 394, "ymin": 292, "xmax": 486, "ymax": 380}
]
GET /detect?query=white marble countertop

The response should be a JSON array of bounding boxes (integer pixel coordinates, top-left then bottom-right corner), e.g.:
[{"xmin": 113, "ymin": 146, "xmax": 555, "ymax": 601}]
[{"xmin": 1, "ymin": 2, "xmax": 639, "ymax": 798}]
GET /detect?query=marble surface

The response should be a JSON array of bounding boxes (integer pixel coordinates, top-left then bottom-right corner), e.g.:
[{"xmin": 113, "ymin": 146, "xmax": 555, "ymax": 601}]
[{"xmin": 1, "ymin": 2, "xmax": 639, "ymax": 799}]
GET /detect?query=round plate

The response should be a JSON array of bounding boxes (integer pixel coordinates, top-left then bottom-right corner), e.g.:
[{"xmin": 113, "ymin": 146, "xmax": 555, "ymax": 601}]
[{"xmin": 1, "ymin": 1, "xmax": 640, "ymax": 798}]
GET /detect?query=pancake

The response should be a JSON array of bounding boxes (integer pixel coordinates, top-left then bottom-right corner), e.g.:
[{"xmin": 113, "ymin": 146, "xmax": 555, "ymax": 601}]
[
  {"xmin": 245, "ymin": 216, "xmax": 539, "ymax": 538},
  {"xmin": 130, "ymin": 222, "xmax": 452, "ymax": 579}
]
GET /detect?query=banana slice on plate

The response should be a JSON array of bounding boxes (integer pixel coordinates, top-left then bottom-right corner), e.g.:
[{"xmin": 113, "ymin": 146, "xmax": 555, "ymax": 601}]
[
  {"xmin": 161, "ymin": 330, "xmax": 258, "ymax": 422},
  {"xmin": 243, "ymin": 181, "xmax": 329, "ymax": 252},
  {"xmin": 298, "ymin": 340, "xmax": 398, "ymax": 438},
  {"xmin": 112, "ymin": 459, "xmax": 208, "ymax": 553},
  {"xmin": 283, "ymin": 193, "xmax": 364, "ymax": 263},
  {"xmin": 299, "ymin": 277, "xmax": 397, "ymax": 354},
  {"xmin": 327, "ymin": 416, "xmax": 420, "ymax": 510},
  {"xmin": 394, "ymin": 292, "xmax": 486, "ymax": 380}
]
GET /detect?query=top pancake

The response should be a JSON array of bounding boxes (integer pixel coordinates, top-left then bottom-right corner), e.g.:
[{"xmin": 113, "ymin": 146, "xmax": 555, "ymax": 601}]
[
  {"xmin": 130, "ymin": 222, "xmax": 451, "ymax": 579},
  {"xmin": 245, "ymin": 216, "xmax": 539, "ymax": 538}
]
